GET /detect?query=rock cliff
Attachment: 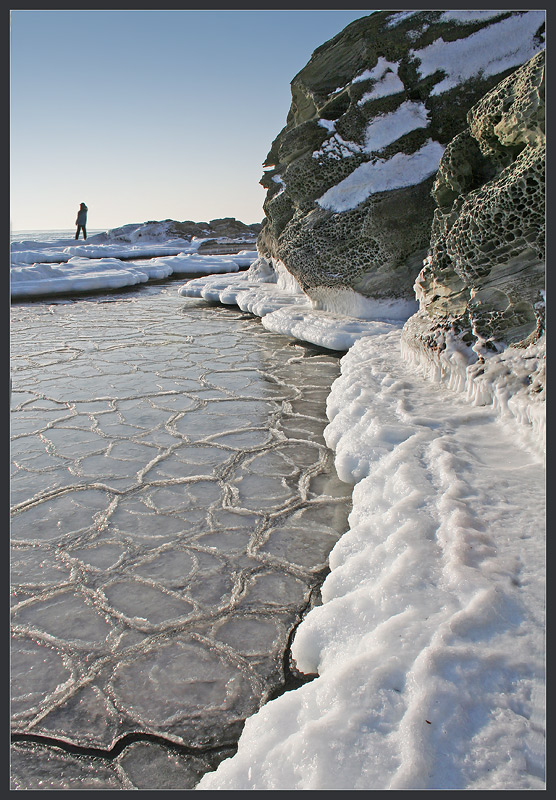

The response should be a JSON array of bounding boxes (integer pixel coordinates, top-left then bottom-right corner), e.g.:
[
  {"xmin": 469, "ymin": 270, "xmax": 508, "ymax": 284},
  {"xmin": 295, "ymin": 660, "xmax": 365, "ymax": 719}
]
[
  {"xmin": 257, "ymin": 10, "xmax": 545, "ymax": 311},
  {"xmin": 403, "ymin": 50, "xmax": 545, "ymax": 360}
]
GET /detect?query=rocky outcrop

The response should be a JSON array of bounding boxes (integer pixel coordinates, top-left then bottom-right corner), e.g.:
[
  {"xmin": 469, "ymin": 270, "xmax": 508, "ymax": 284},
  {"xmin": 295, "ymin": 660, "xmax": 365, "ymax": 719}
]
[
  {"xmin": 103, "ymin": 218, "xmax": 262, "ymax": 244},
  {"xmin": 257, "ymin": 10, "xmax": 545, "ymax": 309},
  {"xmin": 403, "ymin": 50, "xmax": 545, "ymax": 358}
]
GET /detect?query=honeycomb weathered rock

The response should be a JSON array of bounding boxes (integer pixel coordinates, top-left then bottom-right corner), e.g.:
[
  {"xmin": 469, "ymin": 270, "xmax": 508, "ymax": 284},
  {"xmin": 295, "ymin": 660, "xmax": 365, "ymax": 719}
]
[{"xmin": 410, "ymin": 49, "xmax": 545, "ymax": 350}]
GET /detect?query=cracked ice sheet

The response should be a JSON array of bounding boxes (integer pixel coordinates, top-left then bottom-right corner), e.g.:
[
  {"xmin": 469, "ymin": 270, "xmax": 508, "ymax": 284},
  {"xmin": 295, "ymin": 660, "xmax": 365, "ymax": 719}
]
[
  {"xmin": 197, "ymin": 331, "xmax": 545, "ymax": 791},
  {"xmin": 10, "ymin": 738, "xmax": 228, "ymax": 790},
  {"xmin": 11, "ymin": 286, "xmax": 352, "ymax": 781}
]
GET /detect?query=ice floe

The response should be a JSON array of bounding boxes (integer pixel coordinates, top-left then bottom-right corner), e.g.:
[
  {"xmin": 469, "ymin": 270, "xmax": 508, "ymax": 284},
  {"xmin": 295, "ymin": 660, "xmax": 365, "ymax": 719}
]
[{"xmin": 10, "ymin": 227, "xmax": 258, "ymax": 299}]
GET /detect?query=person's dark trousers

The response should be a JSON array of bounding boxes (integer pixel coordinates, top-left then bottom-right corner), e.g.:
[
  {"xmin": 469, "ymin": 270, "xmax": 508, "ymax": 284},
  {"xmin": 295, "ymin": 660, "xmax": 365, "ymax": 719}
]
[{"xmin": 75, "ymin": 226, "xmax": 87, "ymax": 240}]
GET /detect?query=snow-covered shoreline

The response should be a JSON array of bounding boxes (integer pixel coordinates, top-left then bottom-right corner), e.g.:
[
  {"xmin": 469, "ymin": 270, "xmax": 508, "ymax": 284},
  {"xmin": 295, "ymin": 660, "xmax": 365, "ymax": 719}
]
[
  {"xmin": 180, "ymin": 260, "xmax": 545, "ymax": 791},
  {"xmin": 180, "ymin": 261, "xmax": 545, "ymax": 459}
]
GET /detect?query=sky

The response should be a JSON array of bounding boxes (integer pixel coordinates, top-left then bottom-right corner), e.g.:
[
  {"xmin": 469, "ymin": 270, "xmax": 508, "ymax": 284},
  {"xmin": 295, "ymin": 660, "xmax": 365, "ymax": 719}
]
[{"xmin": 10, "ymin": 9, "xmax": 377, "ymax": 233}]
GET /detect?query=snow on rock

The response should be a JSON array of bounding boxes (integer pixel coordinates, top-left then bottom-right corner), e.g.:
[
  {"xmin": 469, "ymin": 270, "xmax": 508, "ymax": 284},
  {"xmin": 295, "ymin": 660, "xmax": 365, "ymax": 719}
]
[
  {"xmin": 438, "ymin": 10, "xmax": 507, "ymax": 25},
  {"xmin": 405, "ymin": 50, "xmax": 545, "ymax": 424},
  {"xmin": 90, "ymin": 217, "xmax": 261, "ymax": 244},
  {"xmin": 409, "ymin": 11, "xmax": 546, "ymax": 96},
  {"xmin": 94, "ymin": 220, "xmax": 187, "ymax": 243},
  {"xmin": 317, "ymin": 139, "xmax": 445, "ymax": 213},
  {"xmin": 364, "ymin": 101, "xmax": 430, "ymax": 153},
  {"xmin": 385, "ymin": 11, "xmax": 419, "ymax": 28},
  {"xmin": 355, "ymin": 57, "xmax": 405, "ymax": 103}
]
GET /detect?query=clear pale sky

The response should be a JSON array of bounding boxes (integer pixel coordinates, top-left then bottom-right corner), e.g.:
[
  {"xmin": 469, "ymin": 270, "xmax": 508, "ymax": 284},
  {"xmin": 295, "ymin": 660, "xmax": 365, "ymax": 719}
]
[{"xmin": 10, "ymin": 9, "xmax": 377, "ymax": 233}]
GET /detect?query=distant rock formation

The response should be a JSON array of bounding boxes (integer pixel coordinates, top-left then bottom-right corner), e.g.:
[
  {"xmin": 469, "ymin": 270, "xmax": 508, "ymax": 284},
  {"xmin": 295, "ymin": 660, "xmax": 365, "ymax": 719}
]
[
  {"xmin": 404, "ymin": 50, "xmax": 545, "ymax": 359},
  {"xmin": 104, "ymin": 218, "xmax": 262, "ymax": 244},
  {"xmin": 257, "ymin": 10, "xmax": 545, "ymax": 309}
]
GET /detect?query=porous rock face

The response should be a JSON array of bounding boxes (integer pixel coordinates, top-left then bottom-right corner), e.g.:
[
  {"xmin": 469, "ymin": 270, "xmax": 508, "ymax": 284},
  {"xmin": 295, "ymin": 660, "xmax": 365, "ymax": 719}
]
[
  {"xmin": 257, "ymin": 10, "xmax": 545, "ymax": 306},
  {"xmin": 405, "ymin": 49, "xmax": 545, "ymax": 354}
]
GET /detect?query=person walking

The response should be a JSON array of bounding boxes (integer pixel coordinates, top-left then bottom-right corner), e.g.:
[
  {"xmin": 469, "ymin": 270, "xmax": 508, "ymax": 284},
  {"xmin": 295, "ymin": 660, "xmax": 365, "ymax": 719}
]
[{"xmin": 75, "ymin": 203, "xmax": 88, "ymax": 240}]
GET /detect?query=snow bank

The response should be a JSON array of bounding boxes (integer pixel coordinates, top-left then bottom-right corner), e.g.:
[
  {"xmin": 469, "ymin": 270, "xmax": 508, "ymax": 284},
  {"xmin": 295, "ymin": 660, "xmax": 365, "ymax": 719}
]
[
  {"xmin": 10, "ymin": 257, "xmax": 161, "ymax": 298},
  {"xmin": 178, "ymin": 259, "xmax": 309, "ymax": 317},
  {"xmin": 261, "ymin": 308, "xmax": 400, "ymax": 352},
  {"xmin": 11, "ymin": 240, "xmax": 196, "ymax": 268},
  {"xmin": 180, "ymin": 261, "xmax": 544, "ymax": 791},
  {"xmin": 150, "ymin": 253, "xmax": 240, "ymax": 276},
  {"xmin": 196, "ymin": 328, "xmax": 545, "ymax": 791}
]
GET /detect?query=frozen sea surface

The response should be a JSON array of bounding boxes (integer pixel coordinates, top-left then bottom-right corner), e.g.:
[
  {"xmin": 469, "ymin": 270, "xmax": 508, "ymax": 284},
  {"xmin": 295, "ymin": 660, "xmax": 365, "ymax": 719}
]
[
  {"xmin": 10, "ymin": 283, "xmax": 351, "ymax": 789},
  {"xmin": 10, "ymin": 227, "xmax": 545, "ymax": 789}
]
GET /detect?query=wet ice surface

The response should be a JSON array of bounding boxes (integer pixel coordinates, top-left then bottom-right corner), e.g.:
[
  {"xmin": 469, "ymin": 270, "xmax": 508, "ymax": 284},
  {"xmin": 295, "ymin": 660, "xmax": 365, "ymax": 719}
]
[{"xmin": 10, "ymin": 283, "xmax": 352, "ymax": 790}]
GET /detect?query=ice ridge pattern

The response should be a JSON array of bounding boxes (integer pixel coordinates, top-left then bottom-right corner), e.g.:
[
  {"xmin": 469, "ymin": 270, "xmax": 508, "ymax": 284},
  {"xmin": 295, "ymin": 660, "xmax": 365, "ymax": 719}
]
[{"xmin": 10, "ymin": 284, "xmax": 351, "ymax": 790}]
